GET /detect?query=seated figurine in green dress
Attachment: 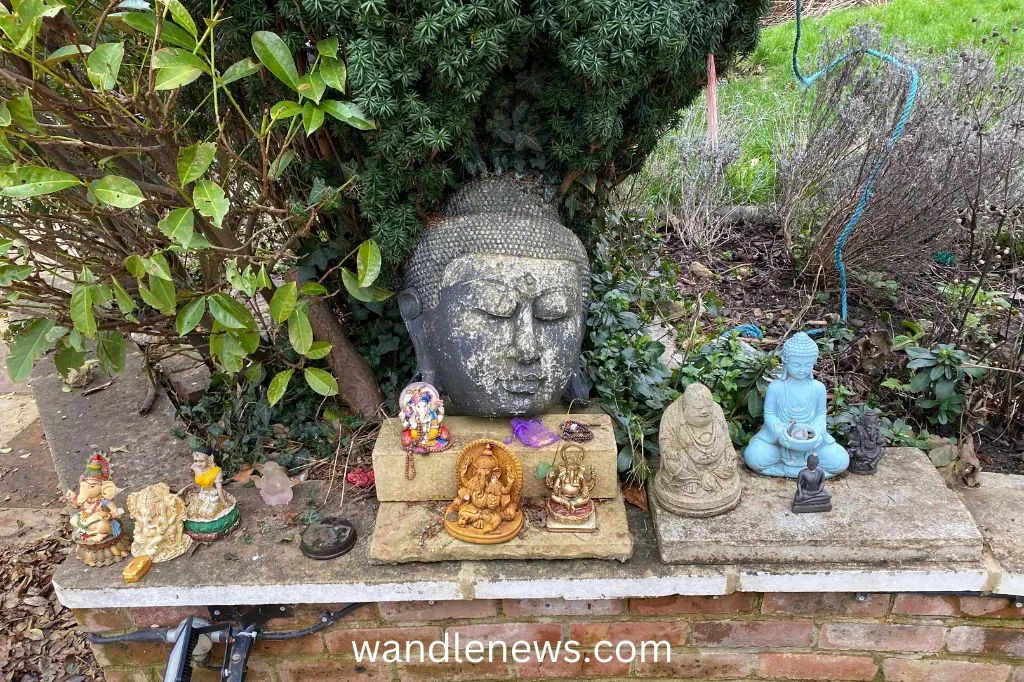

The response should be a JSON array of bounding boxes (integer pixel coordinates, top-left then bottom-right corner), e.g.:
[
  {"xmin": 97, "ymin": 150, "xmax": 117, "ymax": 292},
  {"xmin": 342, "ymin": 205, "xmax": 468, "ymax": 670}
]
[{"xmin": 743, "ymin": 332, "xmax": 849, "ymax": 478}]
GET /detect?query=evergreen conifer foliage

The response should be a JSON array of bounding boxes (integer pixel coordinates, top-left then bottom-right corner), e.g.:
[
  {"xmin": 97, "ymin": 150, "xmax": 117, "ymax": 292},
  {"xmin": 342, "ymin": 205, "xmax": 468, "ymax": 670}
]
[{"xmin": 218, "ymin": 0, "xmax": 769, "ymax": 258}]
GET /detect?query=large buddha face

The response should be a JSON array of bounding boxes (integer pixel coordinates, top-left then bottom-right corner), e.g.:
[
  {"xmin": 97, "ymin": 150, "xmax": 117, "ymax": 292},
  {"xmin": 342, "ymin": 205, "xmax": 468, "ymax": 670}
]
[{"xmin": 421, "ymin": 255, "xmax": 584, "ymax": 415}]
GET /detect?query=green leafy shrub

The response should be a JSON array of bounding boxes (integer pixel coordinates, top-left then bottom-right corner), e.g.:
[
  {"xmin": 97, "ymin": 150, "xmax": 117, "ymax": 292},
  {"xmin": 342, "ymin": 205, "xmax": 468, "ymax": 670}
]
[{"xmin": 883, "ymin": 344, "xmax": 987, "ymax": 426}]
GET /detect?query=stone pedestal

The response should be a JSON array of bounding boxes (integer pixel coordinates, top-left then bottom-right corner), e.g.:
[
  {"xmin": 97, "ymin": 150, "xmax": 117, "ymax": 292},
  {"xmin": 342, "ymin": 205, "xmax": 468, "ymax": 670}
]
[
  {"xmin": 372, "ymin": 413, "xmax": 618, "ymax": 501},
  {"xmin": 651, "ymin": 448, "xmax": 983, "ymax": 565}
]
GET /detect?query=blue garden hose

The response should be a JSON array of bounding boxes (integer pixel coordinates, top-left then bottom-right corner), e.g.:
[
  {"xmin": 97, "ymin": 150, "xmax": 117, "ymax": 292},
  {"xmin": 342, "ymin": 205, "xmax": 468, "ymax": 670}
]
[{"xmin": 791, "ymin": 0, "xmax": 920, "ymax": 321}]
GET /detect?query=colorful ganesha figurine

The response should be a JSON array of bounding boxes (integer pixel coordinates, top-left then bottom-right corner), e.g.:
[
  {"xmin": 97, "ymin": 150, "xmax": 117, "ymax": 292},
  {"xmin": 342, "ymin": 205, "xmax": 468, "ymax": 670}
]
[
  {"xmin": 399, "ymin": 382, "xmax": 451, "ymax": 454},
  {"xmin": 66, "ymin": 451, "xmax": 132, "ymax": 566}
]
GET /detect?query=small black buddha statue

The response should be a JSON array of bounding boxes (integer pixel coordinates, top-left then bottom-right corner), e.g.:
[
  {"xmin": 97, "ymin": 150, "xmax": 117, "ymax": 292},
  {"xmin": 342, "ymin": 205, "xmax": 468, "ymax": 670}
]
[
  {"xmin": 846, "ymin": 410, "xmax": 886, "ymax": 475},
  {"xmin": 791, "ymin": 453, "xmax": 832, "ymax": 513}
]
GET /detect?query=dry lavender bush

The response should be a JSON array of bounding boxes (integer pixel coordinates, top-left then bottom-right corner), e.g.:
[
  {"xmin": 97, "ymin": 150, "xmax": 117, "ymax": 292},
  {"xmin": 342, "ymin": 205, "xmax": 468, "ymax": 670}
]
[{"xmin": 779, "ymin": 25, "xmax": 1024, "ymax": 291}]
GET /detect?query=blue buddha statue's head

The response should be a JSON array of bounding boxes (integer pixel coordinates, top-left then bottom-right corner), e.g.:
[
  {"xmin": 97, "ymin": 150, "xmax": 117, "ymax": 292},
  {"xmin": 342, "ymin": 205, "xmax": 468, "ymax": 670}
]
[{"xmin": 780, "ymin": 332, "xmax": 819, "ymax": 380}]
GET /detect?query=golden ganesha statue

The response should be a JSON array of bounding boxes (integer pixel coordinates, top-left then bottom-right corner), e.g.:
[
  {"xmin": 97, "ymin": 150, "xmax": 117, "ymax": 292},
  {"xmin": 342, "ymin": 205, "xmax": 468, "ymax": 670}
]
[{"xmin": 443, "ymin": 439, "xmax": 523, "ymax": 544}]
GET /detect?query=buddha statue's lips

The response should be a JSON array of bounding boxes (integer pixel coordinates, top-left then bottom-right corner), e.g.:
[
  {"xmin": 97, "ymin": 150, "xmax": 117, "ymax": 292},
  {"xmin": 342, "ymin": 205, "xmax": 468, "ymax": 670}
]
[{"xmin": 500, "ymin": 375, "xmax": 544, "ymax": 394}]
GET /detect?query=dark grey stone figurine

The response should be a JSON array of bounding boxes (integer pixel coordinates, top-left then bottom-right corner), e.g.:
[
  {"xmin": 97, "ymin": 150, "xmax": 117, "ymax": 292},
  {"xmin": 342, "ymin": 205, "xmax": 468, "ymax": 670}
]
[
  {"xmin": 792, "ymin": 453, "xmax": 832, "ymax": 513},
  {"xmin": 846, "ymin": 409, "xmax": 887, "ymax": 475},
  {"xmin": 398, "ymin": 177, "xmax": 591, "ymax": 417}
]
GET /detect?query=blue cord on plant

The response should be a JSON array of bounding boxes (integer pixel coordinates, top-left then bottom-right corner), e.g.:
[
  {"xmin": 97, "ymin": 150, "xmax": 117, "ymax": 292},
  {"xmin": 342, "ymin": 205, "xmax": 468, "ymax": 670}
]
[{"xmin": 791, "ymin": 0, "xmax": 920, "ymax": 321}]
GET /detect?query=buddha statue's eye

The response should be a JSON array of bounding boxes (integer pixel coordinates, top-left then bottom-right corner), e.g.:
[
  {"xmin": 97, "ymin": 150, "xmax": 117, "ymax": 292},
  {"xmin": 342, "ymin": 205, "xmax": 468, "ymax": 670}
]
[
  {"xmin": 533, "ymin": 290, "xmax": 572, "ymax": 320},
  {"xmin": 469, "ymin": 282, "xmax": 517, "ymax": 318}
]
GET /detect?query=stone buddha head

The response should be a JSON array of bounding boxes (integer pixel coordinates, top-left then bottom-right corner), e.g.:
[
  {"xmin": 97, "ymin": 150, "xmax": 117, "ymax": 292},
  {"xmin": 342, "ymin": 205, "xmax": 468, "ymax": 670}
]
[
  {"xmin": 681, "ymin": 382, "xmax": 716, "ymax": 428},
  {"xmin": 399, "ymin": 178, "xmax": 590, "ymax": 416},
  {"xmin": 780, "ymin": 332, "xmax": 819, "ymax": 380}
]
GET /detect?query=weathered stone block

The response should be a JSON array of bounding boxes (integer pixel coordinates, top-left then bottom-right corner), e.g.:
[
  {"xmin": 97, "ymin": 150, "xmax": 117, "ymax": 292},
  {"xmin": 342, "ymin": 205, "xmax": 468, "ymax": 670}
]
[
  {"xmin": 368, "ymin": 496, "xmax": 632, "ymax": 563},
  {"xmin": 958, "ymin": 472, "xmax": 1024, "ymax": 595},
  {"xmin": 372, "ymin": 413, "xmax": 618, "ymax": 501},
  {"xmin": 651, "ymin": 448, "xmax": 983, "ymax": 564}
]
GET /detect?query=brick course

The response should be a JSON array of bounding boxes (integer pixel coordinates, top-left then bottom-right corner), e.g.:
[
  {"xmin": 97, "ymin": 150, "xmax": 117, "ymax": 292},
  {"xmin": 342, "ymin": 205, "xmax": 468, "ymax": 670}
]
[{"xmin": 80, "ymin": 592, "xmax": 1024, "ymax": 681}]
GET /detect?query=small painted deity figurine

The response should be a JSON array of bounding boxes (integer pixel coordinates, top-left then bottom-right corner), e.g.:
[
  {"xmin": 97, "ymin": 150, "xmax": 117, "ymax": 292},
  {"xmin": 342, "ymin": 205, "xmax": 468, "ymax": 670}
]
[
  {"xmin": 846, "ymin": 409, "xmax": 887, "ymax": 475},
  {"xmin": 743, "ymin": 332, "xmax": 849, "ymax": 478},
  {"xmin": 653, "ymin": 382, "xmax": 741, "ymax": 518},
  {"xmin": 65, "ymin": 451, "xmax": 131, "ymax": 566},
  {"xmin": 544, "ymin": 443, "xmax": 597, "ymax": 532},
  {"xmin": 444, "ymin": 439, "xmax": 523, "ymax": 544},
  {"xmin": 126, "ymin": 483, "xmax": 191, "ymax": 562},
  {"xmin": 792, "ymin": 453, "xmax": 832, "ymax": 513},
  {"xmin": 179, "ymin": 446, "xmax": 240, "ymax": 541},
  {"xmin": 399, "ymin": 382, "xmax": 451, "ymax": 454}
]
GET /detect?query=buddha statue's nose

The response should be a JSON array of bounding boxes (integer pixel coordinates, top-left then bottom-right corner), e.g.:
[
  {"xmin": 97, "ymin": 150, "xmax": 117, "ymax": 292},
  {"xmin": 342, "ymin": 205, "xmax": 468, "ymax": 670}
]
[{"xmin": 509, "ymin": 305, "xmax": 541, "ymax": 363}]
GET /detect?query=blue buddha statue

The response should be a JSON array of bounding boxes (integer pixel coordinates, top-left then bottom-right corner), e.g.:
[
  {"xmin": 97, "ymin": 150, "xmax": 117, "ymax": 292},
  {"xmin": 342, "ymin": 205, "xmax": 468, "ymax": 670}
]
[{"xmin": 743, "ymin": 332, "xmax": 849, "ymax": 478}]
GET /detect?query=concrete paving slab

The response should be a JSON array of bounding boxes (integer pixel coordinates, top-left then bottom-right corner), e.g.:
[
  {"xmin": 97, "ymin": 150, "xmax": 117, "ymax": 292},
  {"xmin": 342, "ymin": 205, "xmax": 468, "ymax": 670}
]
[
  {"xmin": 958, "ymin": 472, "xmax": 1024, "ymax": 595},
  {"xmin": 373, "ymin": 413, "xmax": 618, "ymax": 501},
  {"xmin": 0, "ymin": 394, "xmax": 39, "ymax": 448},
  {"xmin": 0, "ymin": 507, "xmax": 64, "ymax": 544},
  {"xmin": 368, "ymin": 496, "xmax": 633, "ymax": 563},
  {"xmin": 0, "ymin": 420, "xmax": 62, "ymax": 508},
  {"xmin": 32, "ymin": 346, "xmax": 192, "ymax": 494},
  {"xmin": 739, "ymin": 561, "xmax": 990, "ymax": 593},
  {"xmin": 651, "ymin": 448, "xmax": 983, "ymax": 564}
]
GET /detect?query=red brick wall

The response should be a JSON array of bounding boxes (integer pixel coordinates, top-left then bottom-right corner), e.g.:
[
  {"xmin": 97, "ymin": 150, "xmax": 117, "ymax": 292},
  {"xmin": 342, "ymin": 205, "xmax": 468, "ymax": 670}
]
[{"xmin": 75, "ymin": 594, "xmax": 1024, "ymax": 682}]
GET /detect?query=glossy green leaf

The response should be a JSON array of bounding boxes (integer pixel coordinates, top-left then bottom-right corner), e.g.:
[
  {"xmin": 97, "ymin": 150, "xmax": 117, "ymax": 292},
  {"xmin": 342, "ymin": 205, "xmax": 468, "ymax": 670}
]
[
  {"xmin": 158, "ymin": 207, "xmax": 195, "ymax": 246},
  {"xmin": 320, "ymin": 100, "xmax": 375, "ymax": 130},
  {"xmin": 70, "ymin": 285, "xmax": 96, "ymax": 338},
  {"xmin": 301, "ymin": 101, "xmax": 325, "ymax": 136},
  {"xmin": 251, "ymin": 31, "xmax": 299, "ymax": 92},
  {"xmin": 0, "ymin": 103, "xmax": 10, "ymax": 127},
  {"xmin": 304, "ymin": 367, "xmax": 338, "ymax": 396},
  {"xmin": 305, "ymin": 341, "xmax": 332, "ymax": 360},
  {"xmin": 267, "ymin": 369, "xmax": 293, "ymax": 407},
  {"xmin": 97, "ymin": 330, "xmax": 126, "ymax": 374},
  {"xmin": 269, "ymin": 281, "xmax": 297, "ymax": 323},
  {"xmin": 154, "ymin": 64, "xmax": 203, "ymax": 90},
  {"xmin": 7, "ymin": 90, "xmax": 39, "ymax": 133},
  {"xmin": 193, "ymin": 180, "xmax": 229, "ymax": 228},
  {"xmin": 177, "ymin": 142, "xmax": 216, "ymax": 185},
  {"xmin": 287, "ymin": 307, "xmax": 312, "ymax": 354},
  {"xmin": 319, "ymin": 57, "xmax": 346, "ymax": 92},
  {"xmin": 270, "ymin": 100, "xmax": 303, "ymax": 121},
  {"xmin": 208, "ymin": 292, "xmax": 255, "ymax": 330},
  {"xmin": 316, "ymin": 37, "xmax": 339, "ymax": 58},
  {"xmin": 297, "ymin": 71, "xmax": 326, "ymax": 104},
  {"xmin": 44, "ymin": 44, "xmax": 92, "ymax": 63},
  {"xmin": 300, "ymin": 282, "xmax": 327, "ymax": 296},
  {"xmin": 116, "ymin": 11, "xmax": 196, "ymax": 49},
  {"xmin": 255, "ymin": 265, "xmax": 272, "ymax": 290},
  {"xmin": 144, "ymin": 253, "xmax": 173, "ymax": 281},
  {"xmin": 152, "ymin": 47, "xmax": 207, "ymax": 71},
  {"xmin": 1, "ymin": 166, "xmax": 81, "ymax": 197},
  {"xmin": 269, "ymin": 149, "xmax": 295, "ymax": 180},
  {"xmin": 165, "ymin": 0, "xmax": 197, "ymax": 38},
  {"xmin": 91, "ymin": 175, "xmax": 145, "ymax": 208},
  {"xmin": 54, "ymin": 343, "xmax": 85, "ymax": 378},
  {"xmin": 6, "ymin": 318, "xmax": 55, "ymax": 382},
  {"xmin": 86, "ymin": 43, "xmax": 124, "ymax": 90},
  {"xmin": 139, "ymin": 273, "xmax": 175, "ymax": 314},
  {"xmin": 356, "ymin": 239, "xmax": 381, "ymax": 287},
  {"xmin": 0, "ymin": 263, "xmax": 32, "ymax": 286},
  {"xmin": 124, "ymin": 254, "xmax": 145, "ymax": 279},
  {"xmin": 221, "ymin": 57, "xmax": 260, "ymax": 85},
  {"xmin": 176, "ymin": 296, "xmax": 206, "ymax": 335},
  {"xmin": 341, "ymin": 268, "xmax": 392, "ymax": 303},
  {"xmin": 111, "ymin": 277, "xmax": 135, "ymax": 315}
]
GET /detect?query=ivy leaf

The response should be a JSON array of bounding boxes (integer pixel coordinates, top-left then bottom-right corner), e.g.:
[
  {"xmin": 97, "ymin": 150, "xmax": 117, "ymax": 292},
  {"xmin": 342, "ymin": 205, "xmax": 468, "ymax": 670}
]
[
  {"xmin": 321, "ymin": 100, "xmax": 375, "ymax": 130},
  {"xmin": 303, "ymin": 367, "xmax": 338, "ymax": 396},
  {"xmin": 110, "ymin": 277, "xmax": 135, "ymax": 315},
  {"xmin": 316, "ymin": 37, "xmax": 339, "ymax": 58},
  {"xmin": 1, "ymin": 166, "xmax": 81, "ymax": 198},
  {"xmin": 97, "ymin": 330, "xmax": 126, "ymax": 375},
  {"xmin": 91, "ymin": 175, "xmax": 145, "ymax": 208},
  {"xmin": 6, "ymin": 318, "xmax": 55, "ymax": 382},
  {"xmin": 305, "ymin": 341, "xmax": 332, "ymax": 360},
  {"xmin": 269, "ymin": 281, "xmax": 297, "ymax": 323},
  {"xmin": 341, "ymin": 268, "xmax": 392, "ymax": 303},
  {"xmin": 207, "ymin": 292, "xmax": 255, "ymax": 330},
  {"xmin": 269, "ymin": 149, "xmax": 295, "ymax": 180},
  {"xmin": 70, "ymin": 285, "xmax": 97, "ymax": 338},
  {"xmin": 176, "ymin": 296, "xmax": 206, "ymax": 336},
  {"xmin": 177, "ymin": 142, "xmax": 216, "ymax": 185},
  {"xmin": 319, "ymin": 57, "xmax": 346, "ymax": 92},
  {"xmin": 117, "ymin": 11, "xmax": 196, "ymax": 49},
  {"xmin": 221, "ymin": 57, "xmax": 260, "ymax": 85},
  {"xmin": 301, "ymin": 101, "xmax": 325, "ymax": 136},
  {"xmin": 251, "ymin": 31, "xmax": 299, "ymax": 92},
  {"xmin": 270, "ymin": 101, "xmax": 303, "ymax": 121},
  {"xmin": 86, "ymin": 43, "xmax": 124, "ymax": 90},
  {"xmin": 267, "ymin": 369, "xmax": 293, "ymax": 407},
  {"xmin": 193, "ymin": 180, "xmax": 229, "ymax": 228},
  {"xmin": 158, "ymin": 207, "xmax": 195, "ymax": 246},
  {"xmin": 287, "ymin": 306, "xmax": 312, "ymax": 354},
  {"xmin": 356, "ymin": 239, "xmax": 381, "ymax": 287},
  {"xmin": 44, "ymin": 44, "xmax": 92, "ymax": 63}
]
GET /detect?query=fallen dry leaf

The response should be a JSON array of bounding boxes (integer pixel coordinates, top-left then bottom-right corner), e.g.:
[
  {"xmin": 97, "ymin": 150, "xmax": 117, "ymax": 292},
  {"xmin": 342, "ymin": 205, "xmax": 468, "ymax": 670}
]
[{"xmin": 622, "ymin": 483, "xmax": 648, "ymax": 512}]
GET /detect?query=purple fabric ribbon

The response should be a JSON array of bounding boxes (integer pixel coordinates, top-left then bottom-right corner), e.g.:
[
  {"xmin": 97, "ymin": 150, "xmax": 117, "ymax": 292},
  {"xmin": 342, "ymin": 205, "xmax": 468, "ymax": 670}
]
[{"xmin": 504, "ymin": 418, "xmax": 561, "ymax": 448}]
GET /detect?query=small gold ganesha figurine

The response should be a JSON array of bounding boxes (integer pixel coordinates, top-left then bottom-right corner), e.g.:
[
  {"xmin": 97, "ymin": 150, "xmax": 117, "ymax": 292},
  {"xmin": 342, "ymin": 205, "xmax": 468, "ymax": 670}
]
[
  {"xmin": 126, "ymin": 482, "xmax": 192, "ymax": 563},
  {"xmin": 66, "ymin": 451, "xmax": 131, "ymax": 566},
  {"xmin": 444, "ymin": 439, "xmax": 523, "ymax": 544},
  {"xmin": 179, "ymin": 446, "xmax": 240, "ymax": 541},
  {"xmin": 652, "ymin": 382, "xmax": 742, "ymax": 518},
  {"xmin": 544, "ymin": 443, "xmax": 598, "ymax": 532},
  {"xmin": 399, "ymin": 382, "xmax": 451, "ymax": 454}
]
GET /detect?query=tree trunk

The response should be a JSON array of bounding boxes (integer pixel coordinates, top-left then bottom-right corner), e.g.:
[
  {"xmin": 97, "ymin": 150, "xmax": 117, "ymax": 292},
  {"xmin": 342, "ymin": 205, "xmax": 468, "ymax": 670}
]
[{"xmin": 305, "ymin": 298, "xmax": 385, "ymax": 420}]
